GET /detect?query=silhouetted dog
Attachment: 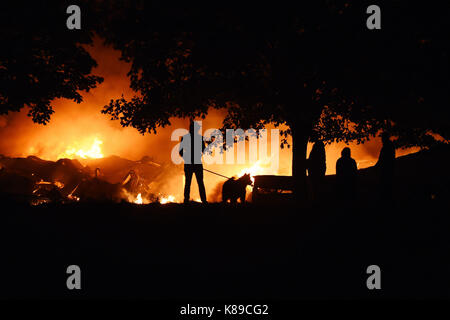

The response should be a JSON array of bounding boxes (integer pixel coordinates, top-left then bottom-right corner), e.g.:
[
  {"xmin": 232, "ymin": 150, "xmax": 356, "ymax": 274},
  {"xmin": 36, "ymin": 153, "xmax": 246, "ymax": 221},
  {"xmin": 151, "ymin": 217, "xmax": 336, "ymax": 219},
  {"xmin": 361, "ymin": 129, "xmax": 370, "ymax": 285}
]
[{"xmin": 222, "ymin": 173, "xmax": 252, "ymax": 204}]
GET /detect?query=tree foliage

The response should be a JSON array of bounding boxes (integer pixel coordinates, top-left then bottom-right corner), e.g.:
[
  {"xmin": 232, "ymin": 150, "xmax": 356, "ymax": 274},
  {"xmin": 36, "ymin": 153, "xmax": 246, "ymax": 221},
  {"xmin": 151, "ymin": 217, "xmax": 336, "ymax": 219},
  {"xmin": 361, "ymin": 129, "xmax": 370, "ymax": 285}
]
[
  {"xmin": 0, "ymin": 1, "xmax": 103, "ymax": 124},
  {"xmin": 99, "ymin": 1, "xmax": 449, "ymax": 151}
]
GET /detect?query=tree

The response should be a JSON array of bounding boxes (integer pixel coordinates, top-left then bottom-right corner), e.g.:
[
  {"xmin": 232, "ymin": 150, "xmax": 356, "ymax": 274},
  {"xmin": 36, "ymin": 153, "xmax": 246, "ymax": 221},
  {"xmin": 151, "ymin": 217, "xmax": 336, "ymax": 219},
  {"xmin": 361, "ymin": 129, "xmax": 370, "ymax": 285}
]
[
  {"xmin": 98, "ymin": 1, "xmax": 449, "ymax": 198},
  {"xmin": 0, "ymin": 2, "xmax": 103, "ymax": 124},
  {"xmin": 331, "ymin": 2, "xmax": 450, "ymax": 149}
]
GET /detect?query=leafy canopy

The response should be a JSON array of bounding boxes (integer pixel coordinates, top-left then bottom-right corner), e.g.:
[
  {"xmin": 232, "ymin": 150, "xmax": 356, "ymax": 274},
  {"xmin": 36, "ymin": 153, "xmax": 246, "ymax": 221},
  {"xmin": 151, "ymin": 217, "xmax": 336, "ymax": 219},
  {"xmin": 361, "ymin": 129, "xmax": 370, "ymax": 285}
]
[{"xmin": 0, "ymin": 2, "xmax": 103, "ymax": 124}]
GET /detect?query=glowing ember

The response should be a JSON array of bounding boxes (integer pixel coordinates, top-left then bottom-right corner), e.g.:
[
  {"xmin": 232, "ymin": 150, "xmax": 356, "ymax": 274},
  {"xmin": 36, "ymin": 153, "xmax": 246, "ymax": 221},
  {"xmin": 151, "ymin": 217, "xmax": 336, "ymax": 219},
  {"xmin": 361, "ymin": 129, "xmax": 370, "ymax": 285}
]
[
  {"xmin": 53, "ymin": 180, "xmax": 64, "ymax": 189},
  {"xmin": 160, "ymin": 195, "xmax": 175, "ymax": 204},
  {"xmin": 67, "ymin": 194, "xmax": 80, "ymax": 202},
  {"xmin": 58, "ymin": 137, "xmax": 104, "ymax": 159}
]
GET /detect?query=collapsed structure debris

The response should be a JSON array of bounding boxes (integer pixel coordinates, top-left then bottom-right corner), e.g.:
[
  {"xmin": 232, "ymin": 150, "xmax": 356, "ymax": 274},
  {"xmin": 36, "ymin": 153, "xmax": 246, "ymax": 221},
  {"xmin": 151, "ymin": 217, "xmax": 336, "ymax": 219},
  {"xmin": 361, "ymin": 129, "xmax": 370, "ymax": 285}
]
[{"xmin": 0, "ymin": 154, "xmax": 171, "ymax": 205}]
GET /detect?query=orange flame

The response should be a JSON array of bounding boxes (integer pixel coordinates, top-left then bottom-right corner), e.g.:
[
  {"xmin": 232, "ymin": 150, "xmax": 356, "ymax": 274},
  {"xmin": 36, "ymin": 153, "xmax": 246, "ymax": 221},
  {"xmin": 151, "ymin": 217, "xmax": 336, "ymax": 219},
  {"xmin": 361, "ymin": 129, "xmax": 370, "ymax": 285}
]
[
  {"xmin": 160, "ymin": 195, "xmax": 175, "ymax": 204},
  {"xmin": 238, "ymin": 158, "xmax": 275, "ymax": 183},
  {"xmin": 134, "ymin": 193, "xmax": 143, "ymax": 204},
  {"xmin": 57, "ymin": 137, "xmax": 104, "ymax": 160}
]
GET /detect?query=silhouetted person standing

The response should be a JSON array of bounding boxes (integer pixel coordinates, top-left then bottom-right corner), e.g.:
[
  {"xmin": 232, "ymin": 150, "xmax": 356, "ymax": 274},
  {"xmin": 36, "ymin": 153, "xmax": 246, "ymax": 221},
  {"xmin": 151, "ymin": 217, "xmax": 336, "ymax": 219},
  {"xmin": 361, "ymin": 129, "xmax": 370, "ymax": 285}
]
[
  {"xmin": 375, "ymin": 132, "xmax": 396, "ymax": 202},
  {"xmin": 180, "ymin": 120, "xmax": 207, "ymax": 204},
  {"xmin": 308, "ymin": 140, "xmax": 326, "ymax": 201},
  {"xmin": 336, "ymin": 147, "xmax": 358, "ymax": 202}
]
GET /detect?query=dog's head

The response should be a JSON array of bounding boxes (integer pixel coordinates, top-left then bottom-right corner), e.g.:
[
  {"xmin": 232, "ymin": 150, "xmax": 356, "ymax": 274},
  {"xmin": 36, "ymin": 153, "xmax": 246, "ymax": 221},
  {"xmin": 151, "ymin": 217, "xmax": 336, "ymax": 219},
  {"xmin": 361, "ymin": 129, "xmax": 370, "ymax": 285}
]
[{"xmin": 239, "ymin": 173, "xmax": 253, "ymax": 186}]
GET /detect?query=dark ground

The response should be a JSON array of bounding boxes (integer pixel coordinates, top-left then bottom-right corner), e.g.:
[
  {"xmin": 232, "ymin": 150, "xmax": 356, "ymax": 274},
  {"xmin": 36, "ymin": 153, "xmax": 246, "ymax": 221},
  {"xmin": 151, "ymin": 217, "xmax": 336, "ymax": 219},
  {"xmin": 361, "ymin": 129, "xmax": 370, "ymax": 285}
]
[{"xmin": 1, "ymin": 196, "xmax": 449, "ymax": 300}]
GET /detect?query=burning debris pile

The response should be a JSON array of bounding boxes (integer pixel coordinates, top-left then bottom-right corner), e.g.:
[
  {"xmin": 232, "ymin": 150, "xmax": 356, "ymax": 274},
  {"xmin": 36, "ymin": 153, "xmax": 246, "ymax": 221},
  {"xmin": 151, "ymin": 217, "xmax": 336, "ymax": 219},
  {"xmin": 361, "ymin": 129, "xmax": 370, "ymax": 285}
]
[{"xmin": 0, "ymin": 154, "xmax": 177, "ymax": 205}]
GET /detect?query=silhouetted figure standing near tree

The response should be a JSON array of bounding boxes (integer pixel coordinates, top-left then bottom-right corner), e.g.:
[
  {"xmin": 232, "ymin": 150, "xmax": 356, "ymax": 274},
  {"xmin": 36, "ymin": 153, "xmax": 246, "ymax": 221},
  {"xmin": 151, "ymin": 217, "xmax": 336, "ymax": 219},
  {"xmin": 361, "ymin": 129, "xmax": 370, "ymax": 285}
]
[
  {"xmin": 307, "ymin": 140, "xmax": 326, "ymax": 201},
  {"xmin": 179, "ymin": 120, "xmax": 207, "ymax": 204},
  {"xmin": 375, "ymin": 132, "xmax": 396, "ymax": 203},
  {"xmin": 336, "ymin": 147, "xmax": 358, "ymax": 202}
]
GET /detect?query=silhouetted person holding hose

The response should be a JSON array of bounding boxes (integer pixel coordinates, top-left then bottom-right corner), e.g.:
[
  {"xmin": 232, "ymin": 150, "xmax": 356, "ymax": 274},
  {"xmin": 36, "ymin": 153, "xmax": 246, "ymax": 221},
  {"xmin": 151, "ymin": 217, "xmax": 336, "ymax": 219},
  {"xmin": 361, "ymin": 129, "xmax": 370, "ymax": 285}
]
[
  {"xmin": 179, "ymin": 120, "xmax": 207, "ymax": 204},
  {"xmin": 307, "ymin": 140, "xmax": 326, "ymax": 201},
  {"xmin": 336, "ymin": 147, "xmax": 358, "ymax": 202},
  {"xmin": 375, "ymin": 132, "xmax": 396, "ymax": 202}
]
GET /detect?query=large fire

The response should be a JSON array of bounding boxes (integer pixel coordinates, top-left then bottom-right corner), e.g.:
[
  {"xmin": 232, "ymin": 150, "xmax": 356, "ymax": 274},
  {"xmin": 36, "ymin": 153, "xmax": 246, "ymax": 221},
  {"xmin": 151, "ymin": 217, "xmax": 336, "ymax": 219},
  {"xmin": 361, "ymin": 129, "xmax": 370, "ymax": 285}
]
[
  {"xmin": 57, "ymin": 137, "xmax": 104, "ymax": 160},
  {"xmin": 238, "ymin": 158, "xmax": 275, "ymax": 183},
  {"xmin": 0, "ymin": 41, "xmax": 422, "ymax": 206}
]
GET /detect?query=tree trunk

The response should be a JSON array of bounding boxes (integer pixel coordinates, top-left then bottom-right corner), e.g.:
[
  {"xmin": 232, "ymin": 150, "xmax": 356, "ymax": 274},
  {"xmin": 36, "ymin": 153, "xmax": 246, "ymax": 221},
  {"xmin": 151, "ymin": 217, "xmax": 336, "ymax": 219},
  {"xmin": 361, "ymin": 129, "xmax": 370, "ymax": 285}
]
[{"xmin": 292, "ymin": 127, "xmax": 309, "ymax": 202}]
